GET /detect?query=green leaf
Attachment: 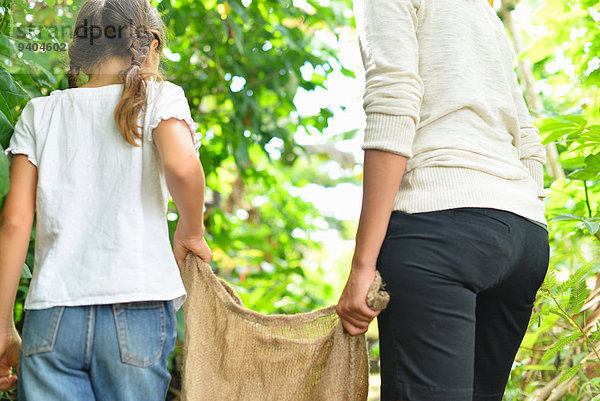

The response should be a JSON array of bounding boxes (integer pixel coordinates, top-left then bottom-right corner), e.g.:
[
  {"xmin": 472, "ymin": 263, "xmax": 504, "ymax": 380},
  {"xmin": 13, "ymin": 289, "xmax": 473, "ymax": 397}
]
[
  {"xmin": 341, "ymin": 67, "xmax": 356, "ymax": 79},
  {"xmin": 0, "ymin": 145, "xmax": 8, "ymax": 198},
  {"xmin": 543, "ymin": 271, "xmax": 557, "ymax": 290},
  {"xmin": 176, "ymin": 307, "xmax": 185, "ymax": 341},
  {"xmin": 550, "ymin": 213, "xmax": 582, "ymax": 222},
  {"xmin": 584, "ymin": 126, "xmax": 600, "ymax": 140},
  {"xmin": 570, "ymin": 141, "xmax": 600, "ymax": 151},
  {"xmin": 555, "ymin": 263, "xmax": 593, "ymax": 296},
  {"xmin": 0, "ymin": 68, "xmax": 28, "ymax": 108},
  {"xmin": 521, "ymin": 36, "xmax": 553, "ymax": 63},
  {"xmin": 542, "ymin": 127, "xmax": 584, "ymax": 144},
  {"xmin": 583, "ymin": 220, "xmax": 599, "ymax": 236},
  {"xmin": 568, "ymin": 281, "xmax": 588, "ymax": 313},
  {"xmin": 558, "ymin": 364, "xmax": 581, "ymax": 384},
  {"xmin": 542, "ymin": 332, "xmax": 581, "ymax": 363},
  {"xmin": 0, "ymin": 106, "xmax": 13, "ymax": 149},
  {"xmin": 560, "ymin": 115, "xmax": 588, "ymax": 126},
  {"xmin": 233, "ymin": 138, "xmax": 250, "ymax": 169},
  {"xmin": 517, "ymin": 364, "xmax": 557, "ymax": 371},
  {"xmin": 539, "ymin": 121, "xmax": 576, "ymax": 131},
  {"xmin": 589, "ymin": 323, "xmax": 600, "ymax": 345},
  {"xmin": 0, "ymin": 93, "xmax": 12, "ymax": 124},
  {"xmin": 569, "ymin": 169, "xmax": 599, "ymax": 180},
  {"xmin": 585, "ymin": 153, "xmax": 600, "ymax": 169},
  {"xmin": 21, "ymin": 263, "xmax": 32, "ymax": 279}
]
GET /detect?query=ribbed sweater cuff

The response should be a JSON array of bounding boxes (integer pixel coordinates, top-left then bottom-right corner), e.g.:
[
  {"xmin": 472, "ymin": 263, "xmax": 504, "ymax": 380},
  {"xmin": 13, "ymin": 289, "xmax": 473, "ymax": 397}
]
[
  {"xmin": 522, "ymin": 159, "xmax": 546, "ymax": 198},
  {"xmin": 361, "ymin": 113, "xmax": 416, "ymax": 158}
]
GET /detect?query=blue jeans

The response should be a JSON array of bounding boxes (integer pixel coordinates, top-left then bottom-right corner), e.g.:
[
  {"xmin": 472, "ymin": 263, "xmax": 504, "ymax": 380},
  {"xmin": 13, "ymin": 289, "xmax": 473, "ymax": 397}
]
[{"xmin": 18, "ymin": 300, "xmax": 177, "ymax": 401}]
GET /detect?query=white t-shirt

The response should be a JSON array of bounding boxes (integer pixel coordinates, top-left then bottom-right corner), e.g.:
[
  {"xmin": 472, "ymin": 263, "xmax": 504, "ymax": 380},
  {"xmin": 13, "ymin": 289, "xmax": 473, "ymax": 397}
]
[{"xmin": 5, "ymin": 79, "xmax": 200, "ymax": 311}]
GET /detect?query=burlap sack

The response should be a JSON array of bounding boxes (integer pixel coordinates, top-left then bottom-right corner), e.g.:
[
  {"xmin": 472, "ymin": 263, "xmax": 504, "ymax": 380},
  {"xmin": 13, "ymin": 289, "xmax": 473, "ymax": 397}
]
[{"xmin": 180, "ymin": 253, "xmax": 389, "ymax": 401}]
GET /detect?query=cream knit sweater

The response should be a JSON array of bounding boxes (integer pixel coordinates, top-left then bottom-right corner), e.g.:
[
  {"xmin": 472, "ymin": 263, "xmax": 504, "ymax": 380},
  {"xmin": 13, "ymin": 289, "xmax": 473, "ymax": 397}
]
[{"xmin": 356, "ymin": 0, "xmax": 548, "ymax": 226}]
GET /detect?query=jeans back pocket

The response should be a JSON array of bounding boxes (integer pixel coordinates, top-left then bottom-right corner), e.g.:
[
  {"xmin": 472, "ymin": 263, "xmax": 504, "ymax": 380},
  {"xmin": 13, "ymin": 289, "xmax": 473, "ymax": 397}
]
[
  {"xmin": 113, "ymin": 301, "xmax": 167, "ymax": 367},
  {"xmin": 21, "ymin": 306, "xmax": 65, "ymax": 356}
]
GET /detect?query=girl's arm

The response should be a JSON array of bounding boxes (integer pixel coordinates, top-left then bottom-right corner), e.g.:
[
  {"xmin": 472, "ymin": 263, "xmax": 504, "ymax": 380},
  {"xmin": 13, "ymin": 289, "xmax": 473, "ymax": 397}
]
[
  {"xmin": 0, "ymin": 155, "xmax": 37, "ymax": 391},
  {"xmin": 336, "ymin": 150, "xmax": 407, "ymax": 336},
  {"xmin": 0, "ymin": 155, "xmax": 36, "ymax": 329},
  {"xmin": 152, "ymin": 118, "xmax": 212, "ymax": 267}
]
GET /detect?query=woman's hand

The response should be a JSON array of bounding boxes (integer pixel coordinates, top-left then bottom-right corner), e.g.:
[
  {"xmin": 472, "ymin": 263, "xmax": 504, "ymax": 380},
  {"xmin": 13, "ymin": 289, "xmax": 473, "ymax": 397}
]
[
  {"xmin": 0, "ymin": 325, "xmax": 20, "ymax": 391},
  {"xmin": 336, "ymin": 266, "xmax": 381, "ymax": 336},
  {"xmin": 173, "ymin": 225, "xmax": 213, "ymax": 268}
]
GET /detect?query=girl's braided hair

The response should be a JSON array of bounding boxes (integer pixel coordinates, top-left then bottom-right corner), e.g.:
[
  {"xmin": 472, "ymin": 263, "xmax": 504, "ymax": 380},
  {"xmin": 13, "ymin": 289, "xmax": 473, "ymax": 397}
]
[{"xmin": 67, "ymin": 0, "xmax": 167, "ymax": 146}]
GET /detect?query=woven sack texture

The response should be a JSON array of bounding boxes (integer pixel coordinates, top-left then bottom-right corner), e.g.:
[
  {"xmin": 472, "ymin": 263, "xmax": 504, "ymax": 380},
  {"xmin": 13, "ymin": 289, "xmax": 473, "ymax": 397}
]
[{"xmin": 180, "ymin": 253, "xmax": 389, "ymax": 401}]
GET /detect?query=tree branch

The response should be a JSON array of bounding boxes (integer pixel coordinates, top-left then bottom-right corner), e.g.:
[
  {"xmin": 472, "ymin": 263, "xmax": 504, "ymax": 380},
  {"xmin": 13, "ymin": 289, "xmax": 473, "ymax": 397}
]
[{"xmin": 499, "ymin": 1, "xmax": 565, "ymax": 181}]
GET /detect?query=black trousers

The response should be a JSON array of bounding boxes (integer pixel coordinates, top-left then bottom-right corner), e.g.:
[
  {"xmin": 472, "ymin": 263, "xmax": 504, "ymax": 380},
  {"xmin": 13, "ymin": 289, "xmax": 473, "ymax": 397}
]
[{"xmin": 376, "ymin": 208, "xmax": 550, "ymax": 401}]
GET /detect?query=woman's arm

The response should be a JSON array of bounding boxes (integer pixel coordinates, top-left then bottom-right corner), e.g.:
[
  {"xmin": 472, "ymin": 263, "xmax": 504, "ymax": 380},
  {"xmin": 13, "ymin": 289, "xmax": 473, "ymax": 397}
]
[
  {"xmin": 0, "ymin": 155, "xmax": 37, "ymax": 390},
  {"xmin": 336, "ymin": 150, "xmax": 407, "ymax": 335},
  {"xmin": 337, "ymin": 0, "xmax": 423, "ymax": 336}
]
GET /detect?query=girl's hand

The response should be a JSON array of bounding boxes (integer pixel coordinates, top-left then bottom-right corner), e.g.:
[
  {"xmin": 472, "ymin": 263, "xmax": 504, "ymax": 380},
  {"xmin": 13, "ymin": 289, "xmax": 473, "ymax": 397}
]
[
  {"xmin": 336, "ymin": 267, "xmax": 381, "ymax": 336},
  {"xmin": 0, "ymin": 326, "xmax": 20, "ymax": 391},
  {"xmin": 173, "ymin": 225, "xmax": 213, "ymax": 268}
]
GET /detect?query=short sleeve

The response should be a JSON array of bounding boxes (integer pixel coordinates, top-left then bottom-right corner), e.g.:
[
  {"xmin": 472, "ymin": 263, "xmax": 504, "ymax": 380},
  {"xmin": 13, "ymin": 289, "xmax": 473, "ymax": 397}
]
[
  {"xmin": 146, "ymin": 82, "xmax": 202, "ymax": 152},
  {"xmin": 5, "ymin": 100, "xmax": 37, "ymax": 166}
]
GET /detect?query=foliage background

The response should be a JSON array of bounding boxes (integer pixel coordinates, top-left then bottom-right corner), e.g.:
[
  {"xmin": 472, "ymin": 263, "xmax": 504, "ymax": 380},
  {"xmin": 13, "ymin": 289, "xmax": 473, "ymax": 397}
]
[{"xmin": 1, "ymin": 0, "xmax": 599, "ymax": 400}]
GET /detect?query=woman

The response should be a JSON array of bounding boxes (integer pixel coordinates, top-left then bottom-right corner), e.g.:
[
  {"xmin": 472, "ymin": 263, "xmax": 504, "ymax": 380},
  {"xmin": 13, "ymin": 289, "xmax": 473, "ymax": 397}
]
[{"xmin": 336, "ymin": 1, "xmax": 549, "ymax": 400}]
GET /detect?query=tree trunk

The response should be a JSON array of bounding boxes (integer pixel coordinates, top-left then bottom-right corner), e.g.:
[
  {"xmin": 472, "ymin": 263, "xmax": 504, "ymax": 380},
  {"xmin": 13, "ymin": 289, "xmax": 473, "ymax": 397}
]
[{"xmin": 499, "ymin": 0, "xmax": 565, "ymax": 180}]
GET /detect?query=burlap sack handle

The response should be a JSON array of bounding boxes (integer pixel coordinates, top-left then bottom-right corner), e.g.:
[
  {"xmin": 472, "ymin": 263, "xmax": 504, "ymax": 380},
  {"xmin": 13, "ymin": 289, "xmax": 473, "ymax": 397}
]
[
  {"xmin": 182, "ymin": 253, "xmax": 390, "ymax": 327},
  {"xmin": 366, "ymin": 270, "xmax": 390, "ymax": 311}
]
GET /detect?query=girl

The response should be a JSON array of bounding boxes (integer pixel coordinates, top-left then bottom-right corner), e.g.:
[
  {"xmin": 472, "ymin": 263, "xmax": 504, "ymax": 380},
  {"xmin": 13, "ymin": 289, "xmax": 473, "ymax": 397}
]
[
  {"xmin": 0, "ymin": 0, "xmax": 211, "ymax": 399},
  {"xmin": 337, "ymin": 0, "xmax": 549, "ymax": 400}
]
